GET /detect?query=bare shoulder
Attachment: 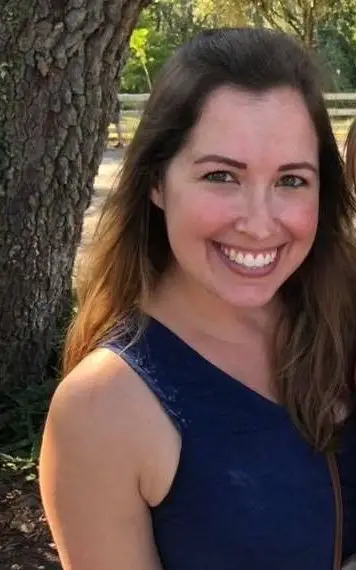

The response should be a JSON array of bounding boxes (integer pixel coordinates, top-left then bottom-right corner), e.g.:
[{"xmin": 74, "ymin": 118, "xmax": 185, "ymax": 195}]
[
  {"xmin": 40, "ymin": 349, "xmax": 149, "ymax": 507},
  {"xmin": 39, "ymin": 348, "xmax": 179, "ymax": 570},
  {"xmin": 49, "ymin": 347, "xmax": 152, "ymax": 425},
  {"xmin": 44, "ymin": 347, "xmax": 180, "ymax": 475},
  {"xmin": 47, "ymin": 348, "xmax": 152, "ymax": 446}
]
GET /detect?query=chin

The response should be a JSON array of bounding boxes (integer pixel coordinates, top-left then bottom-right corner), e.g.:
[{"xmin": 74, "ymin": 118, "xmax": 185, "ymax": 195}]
[{"xmin": 220, "ymin": 287, "xmax": 279, "ymax": 310}]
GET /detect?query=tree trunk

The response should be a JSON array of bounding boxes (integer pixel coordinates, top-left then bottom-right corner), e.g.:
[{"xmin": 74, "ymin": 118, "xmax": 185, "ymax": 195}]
[{"xmin": 0, "ymin": 0, "xmax": 150, "ymax": 391}]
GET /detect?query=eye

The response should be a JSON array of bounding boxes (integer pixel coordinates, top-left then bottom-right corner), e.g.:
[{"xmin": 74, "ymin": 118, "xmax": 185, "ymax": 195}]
[
  {"xmin": 203, "ymin": 171, "xmax": 236, "ymax": 183},
  {"xmin": 276, "ymin": 175, "xmax": 308, "ymax": 189}
]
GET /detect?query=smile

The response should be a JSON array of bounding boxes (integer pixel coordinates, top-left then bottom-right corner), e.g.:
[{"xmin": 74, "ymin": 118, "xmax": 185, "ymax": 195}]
[{"xmin": 218, "ymin": 244, "xmax": 278, "ymax": 269}]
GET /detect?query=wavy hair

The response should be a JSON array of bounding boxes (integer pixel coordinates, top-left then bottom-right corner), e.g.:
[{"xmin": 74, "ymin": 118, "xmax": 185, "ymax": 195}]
[{"xmin": 64, "ymin": 28, "xmax": 356, "ymax": 450}]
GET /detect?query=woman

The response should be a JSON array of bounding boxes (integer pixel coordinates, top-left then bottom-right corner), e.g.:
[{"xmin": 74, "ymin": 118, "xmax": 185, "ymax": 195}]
[{"xmin": 40, "ymin": 28, "xmax": 356, "ymax": 569}]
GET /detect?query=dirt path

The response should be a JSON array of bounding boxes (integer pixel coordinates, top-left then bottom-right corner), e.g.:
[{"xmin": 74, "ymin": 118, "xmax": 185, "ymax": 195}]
[
  {"xmin": 76, "ymin": 147, "xmax": 124, "ymax": 258},
  {"xmin": 72, "ymin": 147, "xmax": 123, "ymax": 282}
]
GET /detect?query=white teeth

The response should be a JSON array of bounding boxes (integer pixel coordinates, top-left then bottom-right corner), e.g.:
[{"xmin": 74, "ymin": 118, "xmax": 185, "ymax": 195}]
[
  {"xmin": 255, "ymin": 254, "xmax": 265, "ymax": 267},
  {"xmin": 220, "ymin": 245, "xmax": 278, "ymax": 269},
  {"xmin": 244, "ymin": 254, "xmax": 255, "ymax": 267}
]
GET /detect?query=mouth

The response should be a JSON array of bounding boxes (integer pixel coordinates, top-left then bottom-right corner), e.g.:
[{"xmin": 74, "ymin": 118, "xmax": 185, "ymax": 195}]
[{"xmin": 213, "ymin": 242, "xmax": 282, "ymax": 276}]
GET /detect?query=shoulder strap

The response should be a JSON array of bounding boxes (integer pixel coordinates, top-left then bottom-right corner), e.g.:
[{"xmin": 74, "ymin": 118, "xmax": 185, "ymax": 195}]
[{"xmin": 327, "ymin": 452, "xmax": 343, "ymax": 570}]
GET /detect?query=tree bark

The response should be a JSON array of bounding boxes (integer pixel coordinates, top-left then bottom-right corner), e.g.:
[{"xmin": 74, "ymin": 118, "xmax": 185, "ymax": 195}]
[{"xmin": 0, "ymin": 0, "xmax": 150, "ymax": 391}]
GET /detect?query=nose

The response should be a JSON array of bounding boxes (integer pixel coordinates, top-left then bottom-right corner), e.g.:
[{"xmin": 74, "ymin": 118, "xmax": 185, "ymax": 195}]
[{"xmin": 234, "ymin": 189, "xmax": 278, "ymax": 240}]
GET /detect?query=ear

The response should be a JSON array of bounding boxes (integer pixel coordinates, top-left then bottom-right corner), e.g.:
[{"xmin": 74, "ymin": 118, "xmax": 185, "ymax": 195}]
[{"xmin": 150, "ymin": 184, "xmax": 165, "ymax": 210}]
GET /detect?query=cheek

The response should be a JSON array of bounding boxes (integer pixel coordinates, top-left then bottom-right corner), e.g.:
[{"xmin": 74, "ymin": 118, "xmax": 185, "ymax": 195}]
[
  {"xmin": 165, "ymin": 190, "xmax": 232, "ymax": 236},
  {"xmin": 280, "ymin": 197, "xmax": 319, "ymax": 242}
]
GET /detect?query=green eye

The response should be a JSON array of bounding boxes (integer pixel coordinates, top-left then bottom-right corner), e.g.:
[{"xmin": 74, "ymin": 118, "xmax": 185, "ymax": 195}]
[
  {"xmin": 277, "ymin": 175, "xmax": 307, "ymax": 188},
  {"xmin": 204, "ymin": 171, "xmax": 235, "ymax": 183}
]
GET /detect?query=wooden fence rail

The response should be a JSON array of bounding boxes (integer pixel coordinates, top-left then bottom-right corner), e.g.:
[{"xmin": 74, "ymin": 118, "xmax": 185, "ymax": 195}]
[
  {"xmin": 110, "ymin": 93, "xmax": 355, "ymax": 145},
  {"xmin": 118, "ymin": 92, "xmax": 356, "ymax": 118}
]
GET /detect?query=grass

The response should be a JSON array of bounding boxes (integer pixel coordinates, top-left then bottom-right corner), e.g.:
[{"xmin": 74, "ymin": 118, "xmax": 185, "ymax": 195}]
[
  {"xmin": 107, "ymin": 113, "xmax": 140, "ymax": 145},
  {"xmin": 332, "ymin": 118, "xmax": 353, "ymax": 146}
]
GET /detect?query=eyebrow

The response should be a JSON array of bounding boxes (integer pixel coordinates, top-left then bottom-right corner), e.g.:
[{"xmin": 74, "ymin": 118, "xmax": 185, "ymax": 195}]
[
  {"xmin": 193, "ymin": 154, "xmax": 318, "ymax": 174},
  {"xmin": 278, "ymin": 162, "xmax": 318, "ymax": 174},
  {"xmin": 194, "ymin": 155, "xmax": 247, "ymax": 169}
]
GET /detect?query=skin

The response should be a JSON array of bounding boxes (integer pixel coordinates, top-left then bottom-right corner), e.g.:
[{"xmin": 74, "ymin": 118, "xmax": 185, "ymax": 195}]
[
  {"xmin": 39, "ymin": 86, "xmax": 320, "ymax": 569},
  {"xmin": 152, "ymin": 86, "xmax": 319, "ymax": 320},
  {"xmin": 149, "ymin": 85, "xmax": 319, "ymax": 400}
]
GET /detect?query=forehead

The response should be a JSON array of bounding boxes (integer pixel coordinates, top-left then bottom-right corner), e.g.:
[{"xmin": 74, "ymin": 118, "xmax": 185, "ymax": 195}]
[{"xmin": 184, "ymin": 86, "xmax": 318, "ymax": 163}]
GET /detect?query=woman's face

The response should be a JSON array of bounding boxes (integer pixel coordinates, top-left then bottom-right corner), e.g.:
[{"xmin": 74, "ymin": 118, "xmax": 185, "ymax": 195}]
[{"xmin": 151, "ymin": 86, "xmax": 319, "ymax": 309}]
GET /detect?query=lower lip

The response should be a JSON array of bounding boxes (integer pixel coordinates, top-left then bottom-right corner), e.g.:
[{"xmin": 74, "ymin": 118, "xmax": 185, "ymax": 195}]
[{"xmin": 213, "ymin": 242, "xmax": 281, "ymax": 277}]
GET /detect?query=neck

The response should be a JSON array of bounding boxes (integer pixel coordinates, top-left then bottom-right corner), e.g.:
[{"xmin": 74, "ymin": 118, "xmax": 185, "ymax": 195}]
[{"xmin": 145, "ymin": 266, "xmax": 281, "ymax": 345}]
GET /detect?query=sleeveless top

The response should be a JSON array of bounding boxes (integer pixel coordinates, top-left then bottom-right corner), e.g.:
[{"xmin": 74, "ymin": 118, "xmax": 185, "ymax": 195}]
[{"xmin": 104, "ymin": 317, "xmax": 356, "ymax": 570}]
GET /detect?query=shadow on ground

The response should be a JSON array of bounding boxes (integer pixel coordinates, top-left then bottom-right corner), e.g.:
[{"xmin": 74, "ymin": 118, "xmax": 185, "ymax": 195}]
[{"xmin": 0, "ymin": 465, "xmax": 60, "ymax": 569}]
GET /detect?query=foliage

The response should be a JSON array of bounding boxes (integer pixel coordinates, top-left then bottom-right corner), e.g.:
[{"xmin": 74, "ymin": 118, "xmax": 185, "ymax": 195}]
[
  {"xmin": 122, "ymin": 23, "xmax": 171, "ymax": 92},
  {"xmin": 0, "ymin": 377, "xmax": 59, "ymax": 459},
  {"xmin": 193, "ymin": 0, "xmax": 251, "ymax": 27},
  {"xmin": 121, "ymin": 0, "xmax": 210, "ymax": 92},
  {"xmin": 122, "ymin": 0, "xmax": 356, "ymax": 92},
  {"xmin": 318, "ymin": 28, "xmax": 356, "ymax": 91},
  {"xmin": 0, "ymin": 452, "xmax": 38, "ymax": 482},
  {"xmin": 129, "ymin": 28, "xmax": 153, "ymax": 89},
  {"xmin": 317, "ymin": 0, "xmax": 356, "ymax": 89},
  {"xmin": 0, "ymin": 290, "xmax": 75, "ymax": 460},
  {"xmin": 195, "ymin": 0, "xmax": 352, "ymax": 47}
]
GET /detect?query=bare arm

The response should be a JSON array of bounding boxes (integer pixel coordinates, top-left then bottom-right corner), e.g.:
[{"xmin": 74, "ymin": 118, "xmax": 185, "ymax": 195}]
[{"xmin": 39, "ymin": 352, "xmax": 163, "ymax": 570}]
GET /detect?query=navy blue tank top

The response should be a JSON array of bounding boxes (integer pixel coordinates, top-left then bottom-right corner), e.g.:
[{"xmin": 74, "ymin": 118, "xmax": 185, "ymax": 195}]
[{"xmin": 105, "ymin": 317, "xmax": 356, "ymax": 569}]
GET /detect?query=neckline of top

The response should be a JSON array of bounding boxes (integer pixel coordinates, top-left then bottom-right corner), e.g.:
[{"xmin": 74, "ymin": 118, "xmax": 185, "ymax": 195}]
[{"xmin": 146, "ymin": 315, "xmax": 288, "ymax": 418}]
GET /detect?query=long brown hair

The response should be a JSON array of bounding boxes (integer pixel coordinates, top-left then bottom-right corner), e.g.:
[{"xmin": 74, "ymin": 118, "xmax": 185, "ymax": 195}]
[{"xmin": 64, "ymin": 28, "xmax": 356, "ymax": 450}]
